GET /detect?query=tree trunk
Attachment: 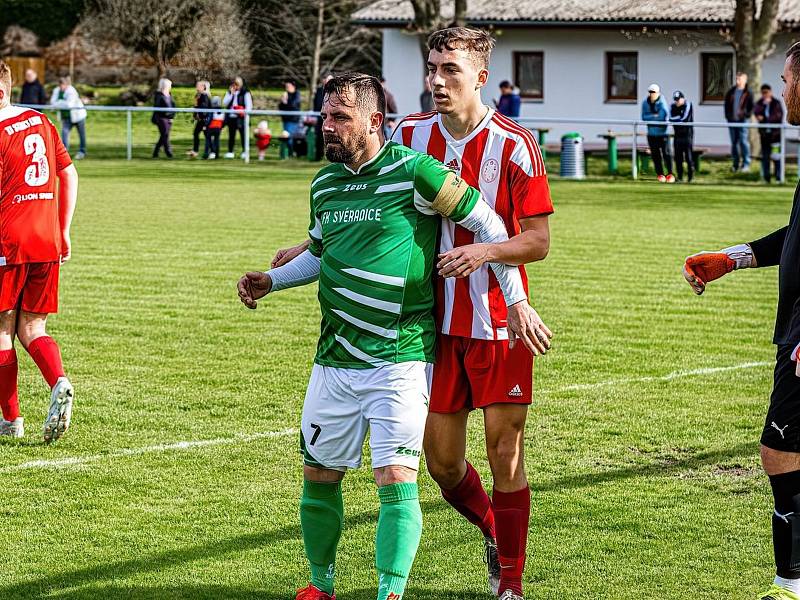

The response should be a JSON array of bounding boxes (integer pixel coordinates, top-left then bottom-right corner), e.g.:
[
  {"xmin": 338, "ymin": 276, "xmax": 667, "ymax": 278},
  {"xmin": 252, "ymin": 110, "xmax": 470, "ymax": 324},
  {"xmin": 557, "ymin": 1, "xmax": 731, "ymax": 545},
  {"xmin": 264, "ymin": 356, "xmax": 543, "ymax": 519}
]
[
  {"xmin": 309, "ymin": 0, "xmax": 325, "ymax": 109},
  {"xmin": 452, "ymin": 0, "xmax": 467, "ymax": 27},
  {"xmin": 409, "ymin": 0, "xmax": 441, "ymax": 69}
]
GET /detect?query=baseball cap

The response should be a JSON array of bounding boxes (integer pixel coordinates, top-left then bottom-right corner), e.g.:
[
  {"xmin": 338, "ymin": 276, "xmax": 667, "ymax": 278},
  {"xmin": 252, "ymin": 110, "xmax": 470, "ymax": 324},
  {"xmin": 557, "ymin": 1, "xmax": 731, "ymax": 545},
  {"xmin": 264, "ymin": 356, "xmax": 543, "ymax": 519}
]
[
  {"xmin": 673, "ymin": 90, "xmax": 684, "ymax": 100},
  {"xmin": 648, "ymin": 83, "xmax": 660, "ymax": 94}
]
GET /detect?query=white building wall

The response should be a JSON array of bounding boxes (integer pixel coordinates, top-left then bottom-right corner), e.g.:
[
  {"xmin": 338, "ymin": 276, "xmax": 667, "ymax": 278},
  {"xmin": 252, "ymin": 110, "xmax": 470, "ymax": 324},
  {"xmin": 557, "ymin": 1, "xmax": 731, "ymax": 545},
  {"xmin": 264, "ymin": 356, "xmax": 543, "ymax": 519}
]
[{"xmin": 382, "ymin": 27, "xmax": 795, "ymax": 147}]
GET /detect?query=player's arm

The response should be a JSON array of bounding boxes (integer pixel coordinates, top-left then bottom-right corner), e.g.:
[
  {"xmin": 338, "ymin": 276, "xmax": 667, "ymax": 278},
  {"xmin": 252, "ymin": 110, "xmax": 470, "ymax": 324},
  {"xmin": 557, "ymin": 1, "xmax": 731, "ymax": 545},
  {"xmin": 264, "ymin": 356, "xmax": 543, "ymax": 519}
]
[
  {"xmin": 682, "ymin": 227, "xmax": 787, "ymax": 294},
  {"xmin": 238, "ymin": 198, "xmax": 322, "ymax": 309},
  {"xmin": 271, "ymin": 239, "xmax": 311, "ymax": 268},
  {"xmin": 57, "ymin": 164, "xmax": 78, "ymax": 262},
  {"xmin": 413, "ymin": 154, "xmax": 552, "ymax": 354},
  {"xmin": 438, "ymin": 158, "xmax": 553, "ymax": 277}
]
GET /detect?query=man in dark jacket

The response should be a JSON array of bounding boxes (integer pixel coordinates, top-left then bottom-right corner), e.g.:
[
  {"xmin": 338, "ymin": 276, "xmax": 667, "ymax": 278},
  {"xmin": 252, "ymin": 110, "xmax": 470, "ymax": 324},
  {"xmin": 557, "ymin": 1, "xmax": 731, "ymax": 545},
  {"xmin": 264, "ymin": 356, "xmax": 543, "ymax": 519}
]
[
  {"xmin": 682, "ymin": 43, "xmax": 800, "ymax": 600},
  {"xmin": 724, "ymin": 72, "xmax": 754, "ymax": 172},
  {"xmin": 495, "ymin": 80, "xmax": 521, "ymax": 118},
  {"xmin": 669, "ymin": 90, "xmax": 694, "ymax": 182},
  {"xmin": 279, "ymin": 79, "xmax": 302, "ymax": 155},
  {"xmin": 313, "ymin": 73, "xmax": 332, "ymax": 161},
  {"xmin": 755, "ymin": 83, "xmax": 785, "ymax": 183},
  {"xmin": 19, "ymin": 69, "xmax": 46, "ymax": 105}
]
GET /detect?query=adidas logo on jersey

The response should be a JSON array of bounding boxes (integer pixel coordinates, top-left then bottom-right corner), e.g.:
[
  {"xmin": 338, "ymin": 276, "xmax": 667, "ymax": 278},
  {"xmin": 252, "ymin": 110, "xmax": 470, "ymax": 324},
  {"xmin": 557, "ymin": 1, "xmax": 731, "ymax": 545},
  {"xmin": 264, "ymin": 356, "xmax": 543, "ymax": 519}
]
[
  {"xmin": 508, "ymin": 384, "xmax": 523, "ymax": 397},
  {"xmin": 446, "ymin": 158, "xmax": 460, "ymax": 171}
]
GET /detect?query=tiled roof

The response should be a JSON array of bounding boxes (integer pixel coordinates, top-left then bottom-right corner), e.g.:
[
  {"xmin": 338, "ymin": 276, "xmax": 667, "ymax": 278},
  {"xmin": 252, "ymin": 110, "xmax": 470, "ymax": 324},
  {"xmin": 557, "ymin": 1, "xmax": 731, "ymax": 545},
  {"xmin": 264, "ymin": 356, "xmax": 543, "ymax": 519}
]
[{"xmin": 353, "ymin": 0, "xmax": 800, "ymax": 26}]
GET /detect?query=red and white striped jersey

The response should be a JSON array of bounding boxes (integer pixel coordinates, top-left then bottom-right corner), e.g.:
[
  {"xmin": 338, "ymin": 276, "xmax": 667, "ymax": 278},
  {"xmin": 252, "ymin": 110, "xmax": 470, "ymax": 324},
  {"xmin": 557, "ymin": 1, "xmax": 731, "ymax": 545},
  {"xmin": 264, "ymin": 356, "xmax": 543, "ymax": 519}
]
[{"xmin": 391, "ymin": 108, "xmax": 553, "ymax": 340}]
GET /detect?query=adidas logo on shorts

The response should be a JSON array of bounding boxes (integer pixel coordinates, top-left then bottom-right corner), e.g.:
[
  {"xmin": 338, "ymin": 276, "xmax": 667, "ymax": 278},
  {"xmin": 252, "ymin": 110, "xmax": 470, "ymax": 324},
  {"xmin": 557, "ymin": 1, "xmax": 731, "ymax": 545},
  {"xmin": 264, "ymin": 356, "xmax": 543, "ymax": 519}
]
[{"xmin": 508, "ymin": 384, "xmax": 523, "ymax": 397}]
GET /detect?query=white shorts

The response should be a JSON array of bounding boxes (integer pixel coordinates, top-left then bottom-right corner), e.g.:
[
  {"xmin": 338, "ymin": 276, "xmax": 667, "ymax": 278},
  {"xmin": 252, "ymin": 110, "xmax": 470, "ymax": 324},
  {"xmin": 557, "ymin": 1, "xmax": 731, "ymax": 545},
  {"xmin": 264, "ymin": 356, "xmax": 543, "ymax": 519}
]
[{"xmin": 300, "ymin": 361, "xmax": 432, "ymax": 471}]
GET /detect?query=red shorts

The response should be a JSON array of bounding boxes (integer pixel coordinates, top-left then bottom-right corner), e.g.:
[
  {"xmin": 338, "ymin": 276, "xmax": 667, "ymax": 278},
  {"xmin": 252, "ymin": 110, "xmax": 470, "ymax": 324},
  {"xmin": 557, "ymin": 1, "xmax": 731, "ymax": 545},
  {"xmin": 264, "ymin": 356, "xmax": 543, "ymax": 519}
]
[
  {"xmin": 0, "ymin": 262, "xmax": 60, "ymax": 314},
  {"xmin": 430, "ymin": 333, "xmax": 533, "ymax": 413}
]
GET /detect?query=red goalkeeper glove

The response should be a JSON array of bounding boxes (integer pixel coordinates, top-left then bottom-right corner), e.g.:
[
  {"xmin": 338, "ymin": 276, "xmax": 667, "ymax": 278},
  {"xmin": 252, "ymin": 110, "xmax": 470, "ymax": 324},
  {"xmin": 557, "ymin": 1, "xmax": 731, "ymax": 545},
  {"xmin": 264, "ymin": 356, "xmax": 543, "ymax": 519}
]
[{"xmin": 683, "ymin": 244, "xmax": 753, "ymax": 295}]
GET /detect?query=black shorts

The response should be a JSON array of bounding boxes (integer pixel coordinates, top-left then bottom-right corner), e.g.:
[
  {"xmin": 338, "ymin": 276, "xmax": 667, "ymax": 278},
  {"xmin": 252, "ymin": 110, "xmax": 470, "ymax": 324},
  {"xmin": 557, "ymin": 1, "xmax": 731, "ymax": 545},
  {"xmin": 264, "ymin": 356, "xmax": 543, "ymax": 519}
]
[{"xmin": 761, "ymin": 344, "xmax": 800, "ymax": 451}]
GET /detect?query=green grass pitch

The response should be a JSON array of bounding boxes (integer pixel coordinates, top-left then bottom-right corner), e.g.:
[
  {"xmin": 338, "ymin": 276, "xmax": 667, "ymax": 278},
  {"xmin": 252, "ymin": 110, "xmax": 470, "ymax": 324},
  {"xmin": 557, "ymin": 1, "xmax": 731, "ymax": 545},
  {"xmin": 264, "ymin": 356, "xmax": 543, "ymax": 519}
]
[{"xmin": 0, "ymin": 157, "xmax": 792, "ymax": 599}]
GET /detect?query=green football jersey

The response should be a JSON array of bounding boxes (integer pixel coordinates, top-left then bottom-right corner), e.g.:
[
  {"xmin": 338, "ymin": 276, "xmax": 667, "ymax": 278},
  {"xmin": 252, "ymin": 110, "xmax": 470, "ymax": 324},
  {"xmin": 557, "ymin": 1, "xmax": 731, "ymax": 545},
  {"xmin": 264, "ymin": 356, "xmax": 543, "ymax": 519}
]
[{"xmin": 307, "ymin": 141, "xmax": 479, "ymax": 369}]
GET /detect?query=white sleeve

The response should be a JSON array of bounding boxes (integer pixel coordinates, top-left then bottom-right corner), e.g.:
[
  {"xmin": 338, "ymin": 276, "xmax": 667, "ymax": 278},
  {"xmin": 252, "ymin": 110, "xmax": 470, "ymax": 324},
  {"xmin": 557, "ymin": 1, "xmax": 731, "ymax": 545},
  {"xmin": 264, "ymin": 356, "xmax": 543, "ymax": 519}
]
[
  {"xmin": 454, "ymin": 200, "xmax": 528, "ymax": 306},
  {"xmin": 267, "ymin": 250, "xmax": 321, "ymax": 293},
  {"xmin": 245, "ymin": 92, "xmax": 253, "ymax": 111}
]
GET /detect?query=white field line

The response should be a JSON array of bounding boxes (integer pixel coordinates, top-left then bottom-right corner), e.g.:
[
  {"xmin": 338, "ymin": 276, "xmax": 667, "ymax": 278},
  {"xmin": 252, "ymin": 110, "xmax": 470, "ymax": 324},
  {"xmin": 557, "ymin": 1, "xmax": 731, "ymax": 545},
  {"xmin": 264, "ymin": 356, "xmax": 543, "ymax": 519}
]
[
  {"xmin": 544, "ymin": 361, "xmax": 772, "ymax": 393},
  {"xmin": 0, "ymin": 428, "xmax": 297, "ymax": 473},
  {"xmin": 1, "ymin": 361, "xmax": 773, "ymax": 474}
]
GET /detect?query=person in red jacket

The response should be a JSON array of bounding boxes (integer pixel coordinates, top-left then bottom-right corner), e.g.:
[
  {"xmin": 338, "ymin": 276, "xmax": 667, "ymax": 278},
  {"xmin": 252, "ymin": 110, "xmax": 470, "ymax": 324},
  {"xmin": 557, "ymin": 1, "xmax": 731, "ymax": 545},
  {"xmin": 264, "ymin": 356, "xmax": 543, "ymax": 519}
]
[{"xmin": 0, "ymin": 60, "xmax": 78, "ymax": 441}]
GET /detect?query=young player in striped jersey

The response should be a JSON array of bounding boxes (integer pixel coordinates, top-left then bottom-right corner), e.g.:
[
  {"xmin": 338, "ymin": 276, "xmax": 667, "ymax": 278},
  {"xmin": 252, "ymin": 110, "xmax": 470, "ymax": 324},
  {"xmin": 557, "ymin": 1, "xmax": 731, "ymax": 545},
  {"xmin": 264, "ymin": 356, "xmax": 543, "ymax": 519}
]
[
  {"xmin": 391, "ymin": 28, "xmax": 554, "ymax": 600},
  {"xmin": 0, "ymin": 60, "xmax": 78, "ymax": 442},
  {"xmin": 237, "ymin": 73, "xmax": 541, "ymax": 600}
]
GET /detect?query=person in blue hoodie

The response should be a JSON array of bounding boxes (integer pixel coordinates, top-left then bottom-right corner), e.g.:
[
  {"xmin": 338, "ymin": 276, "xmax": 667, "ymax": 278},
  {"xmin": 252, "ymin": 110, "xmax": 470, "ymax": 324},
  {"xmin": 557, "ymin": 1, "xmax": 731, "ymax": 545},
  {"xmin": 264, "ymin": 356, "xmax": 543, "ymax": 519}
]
[{"xmin": 641, "ymin": 83, "xmax": 674, "ymax": 182}]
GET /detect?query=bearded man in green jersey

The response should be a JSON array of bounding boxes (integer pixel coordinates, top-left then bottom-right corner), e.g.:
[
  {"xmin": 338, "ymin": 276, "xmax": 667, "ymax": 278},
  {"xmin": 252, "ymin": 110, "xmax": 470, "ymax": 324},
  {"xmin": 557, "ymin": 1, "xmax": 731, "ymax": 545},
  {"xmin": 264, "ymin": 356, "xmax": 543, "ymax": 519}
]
[{"xmin": 237, "ymin": 73, "xmax": 543, "ymax": 600}]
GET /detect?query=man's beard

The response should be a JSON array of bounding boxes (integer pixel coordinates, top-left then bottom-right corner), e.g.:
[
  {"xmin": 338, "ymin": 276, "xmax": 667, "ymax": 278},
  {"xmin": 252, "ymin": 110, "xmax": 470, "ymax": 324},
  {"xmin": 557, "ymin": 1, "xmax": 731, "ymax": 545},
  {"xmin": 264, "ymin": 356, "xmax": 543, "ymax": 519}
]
[
  {"xmin": 324, "ymin": 132, "xmax": 365, "ymax": 163},
  {"xmin": 788, "ymin": 83, "xmax": 800, "ymax": 126}
]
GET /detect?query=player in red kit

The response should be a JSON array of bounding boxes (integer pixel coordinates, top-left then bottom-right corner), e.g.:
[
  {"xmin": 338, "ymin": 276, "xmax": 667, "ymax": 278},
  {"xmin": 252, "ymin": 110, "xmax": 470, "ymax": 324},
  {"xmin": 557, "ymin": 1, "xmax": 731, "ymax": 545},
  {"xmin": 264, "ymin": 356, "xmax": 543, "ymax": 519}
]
[
  {"xmin": 0, "ymin": 61, "xmax": 78, "ymax": 441},
  {"xmin": 270, "ymin": 28, "xmax": 553, "ymax": 599},
  {"xmin": 390, "ymin": 29, "xmax": 553, "ymax": 600}
]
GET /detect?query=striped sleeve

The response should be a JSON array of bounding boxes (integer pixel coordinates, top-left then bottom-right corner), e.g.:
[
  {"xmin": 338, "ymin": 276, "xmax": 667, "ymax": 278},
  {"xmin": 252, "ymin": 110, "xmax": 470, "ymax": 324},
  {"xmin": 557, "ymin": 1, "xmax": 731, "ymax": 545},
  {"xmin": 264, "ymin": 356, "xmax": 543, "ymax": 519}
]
[{"xmin": 507, "ymin": 133, "xmax": 553, "ymax": 219}]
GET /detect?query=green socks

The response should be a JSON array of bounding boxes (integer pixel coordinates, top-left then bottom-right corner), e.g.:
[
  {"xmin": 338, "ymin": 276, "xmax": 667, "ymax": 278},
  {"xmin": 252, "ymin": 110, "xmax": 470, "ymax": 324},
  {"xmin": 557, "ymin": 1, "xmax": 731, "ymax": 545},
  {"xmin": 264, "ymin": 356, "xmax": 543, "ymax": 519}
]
[
  {"xmin": 375, "ymin": 482, "xmax": 423, "ymax": 600},
  {"xmin": 300, "ymin": 480, "xmax": 344, "ymax": 595}
]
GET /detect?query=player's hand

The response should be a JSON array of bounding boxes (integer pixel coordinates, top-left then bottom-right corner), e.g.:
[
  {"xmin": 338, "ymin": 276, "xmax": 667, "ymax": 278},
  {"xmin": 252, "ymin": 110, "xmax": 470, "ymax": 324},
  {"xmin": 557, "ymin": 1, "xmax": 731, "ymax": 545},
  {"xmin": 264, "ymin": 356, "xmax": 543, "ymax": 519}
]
[
  {"xmin": 237, "ymin": 271, "xmax": 272, "ymax": 309},
  {"xmin": 437, "ymin": 243, "xmax": 490, "ymax": 278},
  {"xmin": 682, "ymin": 252, "xmax": 735, "ymax": 295},
  {"xmin": 792, "ymin": 343, "xmax": 800, "ymax": 378},
  {"xmin": 506, "ymin": 302, "xmax": 553, "ymax": 355},
  {"xmin": 271, "ymin": 241, "xmax": 310, "ymax": 268},
  {"xmin": 60, "ymin": 232, "xmax": 71, "ymax": 264}
]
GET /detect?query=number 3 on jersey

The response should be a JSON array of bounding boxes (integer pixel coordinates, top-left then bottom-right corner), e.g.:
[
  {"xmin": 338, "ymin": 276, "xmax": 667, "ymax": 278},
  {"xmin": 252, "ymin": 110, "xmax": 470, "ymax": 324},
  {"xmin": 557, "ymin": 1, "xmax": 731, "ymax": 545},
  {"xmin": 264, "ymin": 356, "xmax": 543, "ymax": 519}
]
[{"xmin": 24, "ymin": 133, "xmax": 49, "ymax": 187}]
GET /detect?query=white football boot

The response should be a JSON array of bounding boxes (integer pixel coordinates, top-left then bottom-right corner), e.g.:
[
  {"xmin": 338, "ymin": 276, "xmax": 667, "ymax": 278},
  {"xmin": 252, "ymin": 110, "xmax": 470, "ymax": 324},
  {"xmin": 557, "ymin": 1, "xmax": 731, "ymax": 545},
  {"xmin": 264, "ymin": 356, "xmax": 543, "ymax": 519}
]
[
  {"xmin": 484, "ymin": 536, "xmax": 501, "ymax": 596},
  {"xmin": 0, "ymin": 417, "xmax": 24, "ymax": 438},
  {"xmin": 43, "ymin": 377, "xmax": 73, "ymax": 442}
]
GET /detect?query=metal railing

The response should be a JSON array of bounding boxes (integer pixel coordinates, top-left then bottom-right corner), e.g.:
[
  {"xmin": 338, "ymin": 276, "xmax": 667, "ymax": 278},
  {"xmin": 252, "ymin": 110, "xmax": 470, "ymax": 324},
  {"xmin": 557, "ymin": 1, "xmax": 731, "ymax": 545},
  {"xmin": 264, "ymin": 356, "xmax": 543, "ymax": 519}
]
[{"xmin": 24, "ymin": 103, "xmax": 800, "ymax": 180}]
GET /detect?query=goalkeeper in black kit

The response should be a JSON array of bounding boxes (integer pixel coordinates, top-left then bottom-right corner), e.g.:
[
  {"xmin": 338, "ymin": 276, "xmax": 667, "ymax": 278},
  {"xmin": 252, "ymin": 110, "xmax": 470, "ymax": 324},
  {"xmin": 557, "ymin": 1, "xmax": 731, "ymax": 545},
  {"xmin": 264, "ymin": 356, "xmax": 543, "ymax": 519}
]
[{"xmin": 682, "ymin": 43, "xmax": 800, "ymax": 600}]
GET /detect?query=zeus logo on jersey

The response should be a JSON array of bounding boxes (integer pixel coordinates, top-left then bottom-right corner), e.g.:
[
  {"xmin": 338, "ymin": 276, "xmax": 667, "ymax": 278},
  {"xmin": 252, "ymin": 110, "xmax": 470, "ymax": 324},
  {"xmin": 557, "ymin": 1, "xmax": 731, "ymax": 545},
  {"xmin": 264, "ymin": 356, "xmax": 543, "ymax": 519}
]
[
  {"xmin": 3, "ymin": 115, "xmax": 43, "ymax": 136},
  {"xmin": 342, "ymin": 183, "xmax": 367, "ymax": 192},
  {"xmin": 321, "ymin": 208, "xmax": 383, "ymax": 225}
]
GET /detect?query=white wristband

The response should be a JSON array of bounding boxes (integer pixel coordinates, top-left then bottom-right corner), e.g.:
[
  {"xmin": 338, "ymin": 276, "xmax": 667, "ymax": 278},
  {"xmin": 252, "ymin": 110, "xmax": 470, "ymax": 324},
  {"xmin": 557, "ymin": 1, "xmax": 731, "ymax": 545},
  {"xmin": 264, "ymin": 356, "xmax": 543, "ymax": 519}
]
[{"xmin": 722, "ymin": 244, "xmax": 754, "ymax": 270}]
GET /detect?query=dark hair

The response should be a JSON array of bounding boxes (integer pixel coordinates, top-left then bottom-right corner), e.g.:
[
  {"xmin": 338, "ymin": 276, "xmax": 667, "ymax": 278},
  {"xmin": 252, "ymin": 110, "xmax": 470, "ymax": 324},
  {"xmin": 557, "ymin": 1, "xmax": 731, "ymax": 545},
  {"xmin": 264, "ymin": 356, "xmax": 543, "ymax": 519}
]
[
  {"xmin": 323, "ymin": 72, "xmax": 386, "ymax": 117},
  {"xmin": 787, "ymin": 42, "xmax": 800, "ymax": 81},
  {"xmin": 427, "ymin": 27, "xmax": 495, "ymax": 69},
  {"xmin": 499, "ymin": 80, "xmax": 511, "ymax": 88},
  {"xmin": 761, "ymin": 83, "xmax": 772, "ymax": 91}
]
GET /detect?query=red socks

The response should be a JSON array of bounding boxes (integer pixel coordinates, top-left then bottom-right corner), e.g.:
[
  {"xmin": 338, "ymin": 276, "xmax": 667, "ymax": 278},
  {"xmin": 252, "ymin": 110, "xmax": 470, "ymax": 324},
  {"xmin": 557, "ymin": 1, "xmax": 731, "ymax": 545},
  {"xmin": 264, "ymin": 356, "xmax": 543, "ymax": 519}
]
[
  {"xmin": 26, "ymin": 336, "xmax": 65, "ymax": 389},
  {"xmin": 441, "ymin": 461, "xmax": 496, "ymax": 540},
  {"xmin": 493, "ymin": 486, "xmax": 531, "ymax": 597},
  {"xmin": 0, "ymin": 349, "xmax": 20, "ymax": 422}
]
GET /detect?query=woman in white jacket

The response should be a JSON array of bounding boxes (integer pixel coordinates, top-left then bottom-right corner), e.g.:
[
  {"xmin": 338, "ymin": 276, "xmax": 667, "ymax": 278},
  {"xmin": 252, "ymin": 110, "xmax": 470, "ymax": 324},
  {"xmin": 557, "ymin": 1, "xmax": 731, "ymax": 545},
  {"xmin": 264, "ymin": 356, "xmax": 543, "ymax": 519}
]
[{"xmin": 50, "ymin": 76, "xmax": 87, "ymax": 159}]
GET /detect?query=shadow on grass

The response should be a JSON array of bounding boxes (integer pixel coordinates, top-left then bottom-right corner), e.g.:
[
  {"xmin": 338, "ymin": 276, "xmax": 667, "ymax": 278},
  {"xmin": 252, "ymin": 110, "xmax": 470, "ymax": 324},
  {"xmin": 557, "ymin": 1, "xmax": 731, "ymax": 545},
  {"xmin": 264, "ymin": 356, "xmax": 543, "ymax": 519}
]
[
  {"xmin": 4, "ymin": 501, "xmax": 448, "ymax": 600},
  {"xmin": 534, "ymin": 441, "xmax": 757, "ymax": 493},
  {"xmin": 44, "ymin": 584, "xmax": 488, "ymax": 600}
]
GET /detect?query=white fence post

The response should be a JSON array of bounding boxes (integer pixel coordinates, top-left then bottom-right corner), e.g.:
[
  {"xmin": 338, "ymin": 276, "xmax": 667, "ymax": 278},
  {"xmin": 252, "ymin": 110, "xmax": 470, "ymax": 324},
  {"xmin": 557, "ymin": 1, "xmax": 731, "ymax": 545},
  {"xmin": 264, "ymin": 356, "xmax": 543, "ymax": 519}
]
[
  {"xmin": 780, "ymin": 124, "xmax": 787, "ymax": 183},
  {"xmin": 244, "ymin": 111, "xmax": 250, "ymax": 164},
  {"xmin": 126, "ymin": 109, "xmax": 132, "ymax": 161},
  {"xmin": 632, "ymin": 122, "xmax": 638, "ymax": 180}
]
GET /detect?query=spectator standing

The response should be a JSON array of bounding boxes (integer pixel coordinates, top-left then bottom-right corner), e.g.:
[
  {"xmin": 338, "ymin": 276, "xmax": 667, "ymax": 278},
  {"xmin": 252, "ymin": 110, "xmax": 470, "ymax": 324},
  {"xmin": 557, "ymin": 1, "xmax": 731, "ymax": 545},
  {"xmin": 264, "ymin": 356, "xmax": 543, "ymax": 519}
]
[
  {"xmin": 189, "ymin": 80, "xmax": 211, "ymax": 158},
  {"xmin": 50, "ymin": 76, "xmax": 87, "ymax": 160},
  {"xmin": 420, "ymin": 78, "xmax": 434, "ymax": 112},
  {"xmin": 724, "ymin": 72, "xmax": 754, "ymax": 172},
  {"xmin": 19, "ymin": 69, "xmax": 46, "ymax": 105},
  {"xmin": 495, "ymin": 80, "xmax": 521, "ymax": 118},
  {"xmin": 754, "ymin": 83, "xmax": 785, "ymax": 183},
  {"xmin": 152, "ymin": 78, "xmax": 176, "ymax": 159},
  {"xmin": 223, "ymin": 77, "xmax": 253, "ymax": 159},
  {"xmin": 381, "ymin": 77, "xmax": 398, "ymax": 137},
  {"xmin": 313, "ymin": 73, "xmax": 332, "ymax": 161},
  {"xmin": 278, "ymin": 79, "xmax": 301, "ymax": 155},
  {"xmin": 641, "ymin": 83, "xmax": 674, "ymax": 182},
  {"xmin": 205, "ymin": 96, "xmax": 224, "ymax": 159},
  {"xmin": 669, "ymin": 90, "xmax": 694, "ymax": 182}
]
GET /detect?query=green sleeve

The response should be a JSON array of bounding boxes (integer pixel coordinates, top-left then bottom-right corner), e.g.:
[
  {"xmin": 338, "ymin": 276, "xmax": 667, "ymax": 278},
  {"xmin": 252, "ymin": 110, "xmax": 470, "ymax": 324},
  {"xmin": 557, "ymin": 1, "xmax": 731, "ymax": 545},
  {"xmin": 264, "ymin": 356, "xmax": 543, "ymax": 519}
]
[
  {"xmin": 413, "ymin": 153, "xmax": 479, "ymax": 221},
  {"xmin": 307, "ymin": 191, "xmax": 323, "ymax": 258}
]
